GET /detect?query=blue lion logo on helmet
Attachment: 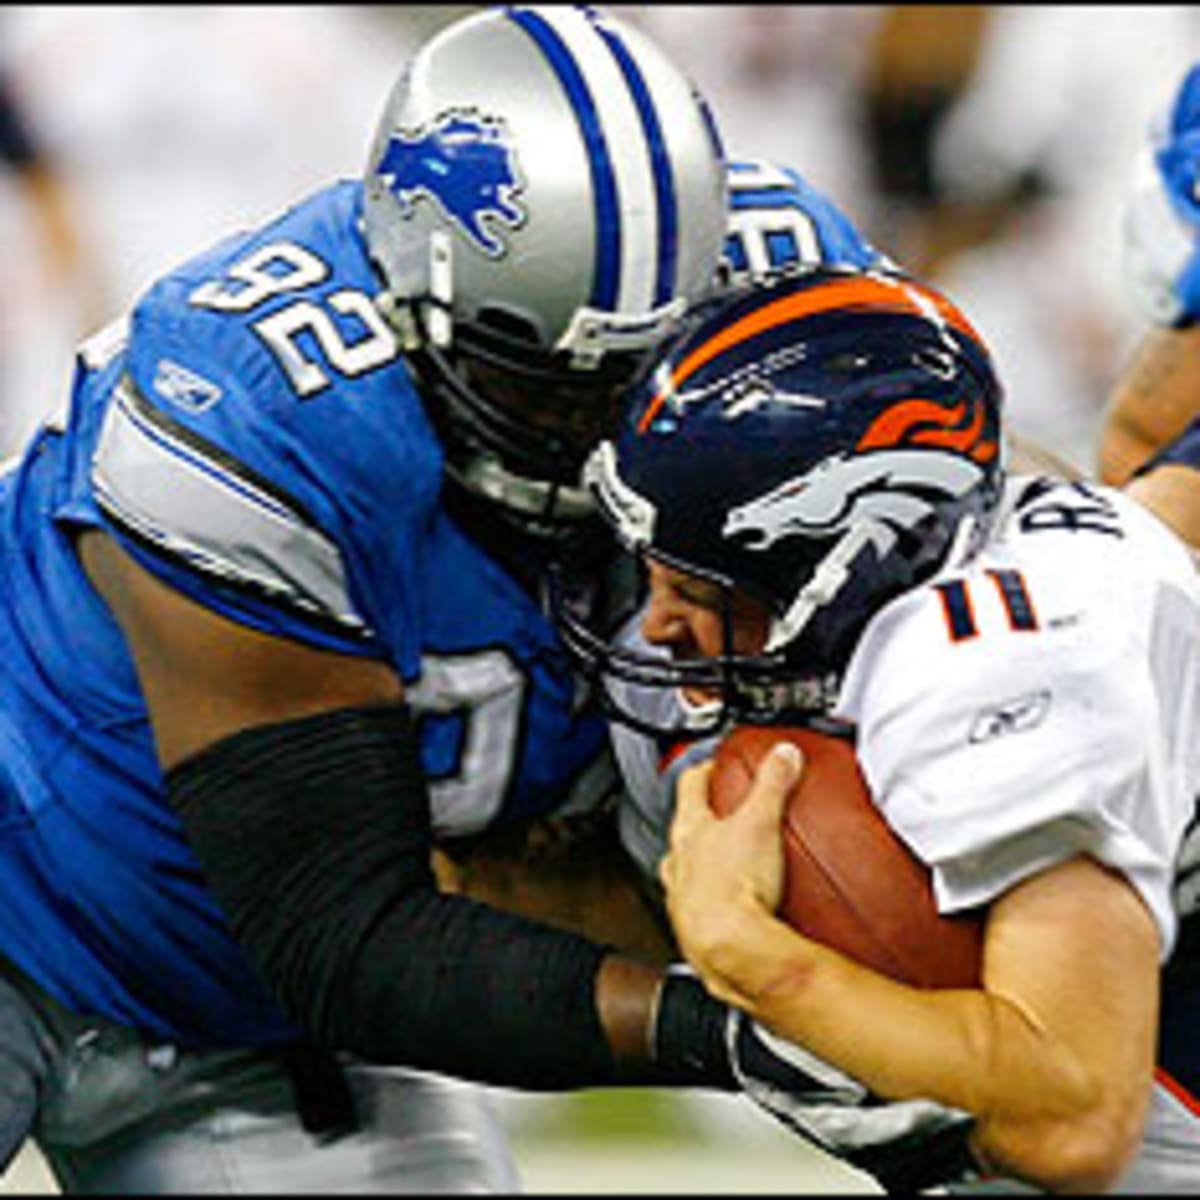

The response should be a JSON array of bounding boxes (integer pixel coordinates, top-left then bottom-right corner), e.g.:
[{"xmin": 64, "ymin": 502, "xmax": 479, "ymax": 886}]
[{"xmin": 376, "ymin": 108, "xmax": 526, "ymax": 257}]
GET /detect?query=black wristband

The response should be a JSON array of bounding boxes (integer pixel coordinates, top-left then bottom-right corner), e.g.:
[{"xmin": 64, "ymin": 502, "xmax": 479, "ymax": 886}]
[{"xmin": 650, "ymin": 971, "xmax": 737, "ymax": 1090}]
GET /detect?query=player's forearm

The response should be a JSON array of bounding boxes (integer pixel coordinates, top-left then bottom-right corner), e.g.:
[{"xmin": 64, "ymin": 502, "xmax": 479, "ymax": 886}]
[
  {"xmin": 685, "ymin": 899, "xmax": 1144, "ymax": 1192},
  {"xmin": 1126, "ymin": 463, "xmax": 1200, "ymax": 550},
  {"xmin": 1100, "ymin": 326, "xmax": 1200, "ymax": 485},
  {"xmin": 159, "ymin": 699, "xmax": 743, "ymax": 1092}
]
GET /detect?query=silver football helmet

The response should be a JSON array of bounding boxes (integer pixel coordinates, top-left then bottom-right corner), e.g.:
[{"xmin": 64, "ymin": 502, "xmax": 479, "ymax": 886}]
[{"xmin": 363, "ymin": 4, "xmax": 728, "ymax": 540}]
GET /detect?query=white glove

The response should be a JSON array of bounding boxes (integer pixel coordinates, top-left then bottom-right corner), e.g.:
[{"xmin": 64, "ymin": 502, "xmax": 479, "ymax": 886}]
[
  {"xmin": 1124, "ymin": 63, "xmax": 1200, "ymax": 326},
  {"xmin": 728, "ymin": 1013, "xmax": 980, "ymax": 1194}
]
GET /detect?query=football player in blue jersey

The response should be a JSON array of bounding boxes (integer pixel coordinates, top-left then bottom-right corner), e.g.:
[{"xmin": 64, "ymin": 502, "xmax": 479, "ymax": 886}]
[{"xmin": 0, "ymin": 4, "xmax": 948, "ymax": 1195}]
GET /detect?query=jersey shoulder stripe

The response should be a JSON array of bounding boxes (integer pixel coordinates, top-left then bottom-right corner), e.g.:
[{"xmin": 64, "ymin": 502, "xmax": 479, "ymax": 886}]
[
  {"xmin": 92, "ymin": 373, "xmax": 369, "ymax": 640},
  {"xmin": 77, "ymin": 181, "xmax": 442, "ymax": 667}
]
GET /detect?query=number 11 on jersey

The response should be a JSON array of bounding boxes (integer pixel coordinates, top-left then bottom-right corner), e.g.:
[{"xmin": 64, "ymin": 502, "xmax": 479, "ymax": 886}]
[{"xmin": 935, "ymin": 569, "xmax": 1039, "ymax": 643}]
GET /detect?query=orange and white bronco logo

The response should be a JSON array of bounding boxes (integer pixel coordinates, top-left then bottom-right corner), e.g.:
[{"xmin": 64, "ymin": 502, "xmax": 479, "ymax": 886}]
[{"xmin": 724, "ymin": 397, "xmax": 998, "ymax": 555}]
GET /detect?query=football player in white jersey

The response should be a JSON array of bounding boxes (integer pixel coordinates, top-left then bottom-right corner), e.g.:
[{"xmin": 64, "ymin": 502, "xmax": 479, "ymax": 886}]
[{"xmin": 557, "ymin": 265, "xmax": 1200, "ymax": 1193}]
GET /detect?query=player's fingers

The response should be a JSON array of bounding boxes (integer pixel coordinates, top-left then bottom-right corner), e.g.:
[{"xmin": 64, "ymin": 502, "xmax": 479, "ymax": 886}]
[
  {"xmin": 740, "ymin": 740, "xmax": 803, "ymax": 828},
  {"xmin": 669, "ymin": 759, "xmax": 716, "ymax": 850}
]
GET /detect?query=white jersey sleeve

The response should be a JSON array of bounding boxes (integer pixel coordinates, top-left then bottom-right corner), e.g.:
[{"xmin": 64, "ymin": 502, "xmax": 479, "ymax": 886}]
[{"xmin": 837, "ymin": 478, "xmax": 1200, "ymax": 958}]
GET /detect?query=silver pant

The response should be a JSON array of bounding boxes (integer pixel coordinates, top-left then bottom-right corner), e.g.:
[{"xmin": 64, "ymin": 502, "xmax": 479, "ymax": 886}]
[{"xmin": 0, "ymin": 956, "xmax": 520, "ymax": 1194}]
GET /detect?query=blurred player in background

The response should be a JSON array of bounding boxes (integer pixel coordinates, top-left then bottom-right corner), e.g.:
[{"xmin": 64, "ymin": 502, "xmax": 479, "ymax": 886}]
[
  {"xmin": 0, "ymin": 55, "xmax": 103, "ymax": 450},
  {"xmin": 1100, "ymin": 61, "xmax": 1200, "ymax": 553},
  {"xmin": 0, "ymin": 68, "xmax": 87, "ymax": 301},
  {"xmin": 560, "ymin": 264, "xmax": 1200, "ymax": 1193}
]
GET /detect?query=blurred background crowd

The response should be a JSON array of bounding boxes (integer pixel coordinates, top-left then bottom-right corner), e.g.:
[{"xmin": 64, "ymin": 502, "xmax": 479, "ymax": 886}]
[
  {"xmin": 1, "ymin": 5, "xmax": 1198, "ymax": 475},
  {"xmin": 0, "ymin": 5, "xmax": 1197, "ymax": 1192}
]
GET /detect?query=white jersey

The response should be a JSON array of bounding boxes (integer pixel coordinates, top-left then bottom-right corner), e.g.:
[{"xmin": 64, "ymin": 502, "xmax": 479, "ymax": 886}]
[
  {"xmin": 610, "ymin": 474, "xmax": 1200, "ymax": 1191},
  {"xmin": 840, "ymin": 475, "xmax": 1200, "ymax": 954}
]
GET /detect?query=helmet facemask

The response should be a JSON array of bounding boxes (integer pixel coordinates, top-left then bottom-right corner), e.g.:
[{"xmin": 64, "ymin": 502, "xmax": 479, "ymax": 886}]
[
  {"xmin": 552, "ymin": 450, "xmax": 881, "ymax": 740},
  {"xmin": 400, "ymin": 299, "xmax": 659, "ymax": 544},
  {"xmin": 552, "ymin": 550, "xmax": 849, "ymax": 740}
]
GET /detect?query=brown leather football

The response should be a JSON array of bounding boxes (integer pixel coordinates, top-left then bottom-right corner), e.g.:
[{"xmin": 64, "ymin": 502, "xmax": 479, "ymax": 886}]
[{"xmin": 710, "ymin": 725, "xmax": 983, "ymax": 989}]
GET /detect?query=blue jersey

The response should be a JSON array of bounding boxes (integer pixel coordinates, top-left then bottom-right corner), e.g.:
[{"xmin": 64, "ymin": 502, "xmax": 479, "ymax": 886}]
[
  {"xmin": 0, "ymin": 180, "xmax": 612, "ymax": 1048},
  {"xmin": 0, "ymin": 166, "xmax": 887, "ymax": 1051},
  {"xmin": 722, "ymin": 158, "xmax": 888, "ymax": 282}
]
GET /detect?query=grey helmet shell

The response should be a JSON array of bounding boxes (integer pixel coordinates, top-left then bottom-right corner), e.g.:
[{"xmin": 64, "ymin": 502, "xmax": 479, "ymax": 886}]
[{"xmin": 363, "ymin": 4, "xmax": 728, "ymax": 367}]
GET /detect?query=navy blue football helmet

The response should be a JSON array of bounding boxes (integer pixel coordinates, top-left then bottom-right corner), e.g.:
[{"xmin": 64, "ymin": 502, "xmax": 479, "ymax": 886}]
[{"xmin": 554, "ymin": 266, "xmax": 1006, "ymax": 735}]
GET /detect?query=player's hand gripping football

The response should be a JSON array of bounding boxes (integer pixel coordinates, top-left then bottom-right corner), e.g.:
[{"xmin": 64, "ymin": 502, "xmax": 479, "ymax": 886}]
[
  {"xmin": 662, "ymin": 743, "xmax": 978, "ymax": 1195},
  {"xmin": 1125, "ymin": 62, "xmax": 1200, "ymax": 326},
  {"xmin": 659, "ymin": 741, "xmax": 798, "ymax": 1010}
]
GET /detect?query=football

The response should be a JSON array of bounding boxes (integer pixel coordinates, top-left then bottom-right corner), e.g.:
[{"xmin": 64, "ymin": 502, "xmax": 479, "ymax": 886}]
[{"xmin": 710, "ymin": 725, "xmax": 983, "ymax": 989}]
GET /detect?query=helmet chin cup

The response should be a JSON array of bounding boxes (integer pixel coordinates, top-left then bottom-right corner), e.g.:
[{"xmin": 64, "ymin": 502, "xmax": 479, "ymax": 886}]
[
  {"xmin": 555, "ymin": 297, "xmax": 689, "ymax": 370},
  {"xmin": 676, "ymin": 689, "xmax": 725, "ymax": 733}
]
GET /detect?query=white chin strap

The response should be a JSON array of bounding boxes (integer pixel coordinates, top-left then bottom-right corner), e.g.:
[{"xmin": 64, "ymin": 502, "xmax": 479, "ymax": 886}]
[
  {"xmin": 675, "ymin": 688, "xmax": 725, "ymax": 732},
  {"xmin": 457, "ymin": 450, "xmax": 596, "ymax": 523}
]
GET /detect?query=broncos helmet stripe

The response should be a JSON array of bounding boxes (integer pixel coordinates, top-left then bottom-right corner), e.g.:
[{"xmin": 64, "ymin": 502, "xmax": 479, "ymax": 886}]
[
  {"xmin": 507, "ymin": 5, "xmax": 678, "ymax": 315},
  {"xmin": 636, "ymin": 274, "xmax": 985, "ymax": 434}
]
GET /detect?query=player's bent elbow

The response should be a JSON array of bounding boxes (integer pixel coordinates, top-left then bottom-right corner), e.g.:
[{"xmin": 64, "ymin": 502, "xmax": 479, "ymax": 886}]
[{"xmin": 976, "ymin": 1089, "xmax": 1147, "ymax": 1193}]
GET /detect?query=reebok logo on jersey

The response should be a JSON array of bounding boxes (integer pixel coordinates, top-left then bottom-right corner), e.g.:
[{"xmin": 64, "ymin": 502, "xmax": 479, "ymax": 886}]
[
  {"xmin": 968, "ymin": 689, "xmax": 1051, "ymax": 744},
  {"xmin": 153, "ymin": 360, "xmax": 223, "ymax": 413},
  {"xmin": 376, "ymin": 109, "xmax": 526, "ymax": 258}
]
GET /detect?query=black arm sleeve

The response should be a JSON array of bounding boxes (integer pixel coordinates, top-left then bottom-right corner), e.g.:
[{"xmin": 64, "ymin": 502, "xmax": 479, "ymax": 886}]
[{"xmin": 165, "ymin": 703, "xmax": 619, "ymax": 1090}]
